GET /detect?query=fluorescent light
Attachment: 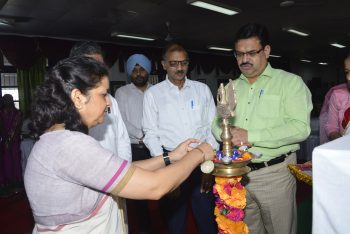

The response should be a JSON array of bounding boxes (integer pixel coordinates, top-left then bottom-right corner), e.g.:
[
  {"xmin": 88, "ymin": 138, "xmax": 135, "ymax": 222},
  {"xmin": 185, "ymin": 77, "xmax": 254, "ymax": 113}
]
[
  {"xmin": 0, "ymin": 18, "xmax": 12, "ymax": 26},
  {"xmin": 300, "ymin": 59, "xmax": 312, "ymax": 63},
  {"xmin": 208, "ymin": 46, "xmax": 232, "ymax": 51},
  {"xmin": 330, "ymin": 43, "xmax": 346, "ymax": 48},
  {"xmin": 283, "ymin": 27, "xmax": 310, "ymax": 37},
  {"xmin": 111, "ymin": 32, "xmax": 156, "ymax": 41},
  {"xmin": 187, "ymin": 0, "xmax": 240, "ymax": 16},
  {"xmin": 269, "ymin": 54, "xmax": 281, "ymax": 58},
  {"xmin": 318, "ymin": 62, "xmax": 328, "ymax": 65}
]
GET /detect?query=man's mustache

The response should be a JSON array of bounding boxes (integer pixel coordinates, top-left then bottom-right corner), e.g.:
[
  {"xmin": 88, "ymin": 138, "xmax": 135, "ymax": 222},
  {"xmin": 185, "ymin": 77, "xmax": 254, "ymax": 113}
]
[
  {"xmin": 240, "ymin": 62, "xmax": 253, "ymax": 67},
  {"xmin": 176, "ymin": 70, "xmax": 185, "ymax": 75}
]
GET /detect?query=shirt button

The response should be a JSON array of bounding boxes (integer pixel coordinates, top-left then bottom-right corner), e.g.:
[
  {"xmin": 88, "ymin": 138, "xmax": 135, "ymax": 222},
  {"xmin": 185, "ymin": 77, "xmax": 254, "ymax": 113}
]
[
  {"xmin": 248, "ymin": 102, "xmax": 250, "ymax": 104},
  {"xmin": 245, "ymin": 118, "xmax": 248, "ymax": 121}
]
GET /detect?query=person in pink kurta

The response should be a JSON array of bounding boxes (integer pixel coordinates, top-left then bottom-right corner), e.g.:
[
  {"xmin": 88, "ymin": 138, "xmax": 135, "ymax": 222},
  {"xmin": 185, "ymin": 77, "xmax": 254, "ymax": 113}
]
[
  {"xmin": 0, "ymin": 94, "xmax": 22, "ymax": 187},
  {"xmin": 319, "ymin": 83, "xmax": 347, "ymax": 144},
  {"xmin": 320, "ymin": 55, "xmax": 350, "ymax": 142}
]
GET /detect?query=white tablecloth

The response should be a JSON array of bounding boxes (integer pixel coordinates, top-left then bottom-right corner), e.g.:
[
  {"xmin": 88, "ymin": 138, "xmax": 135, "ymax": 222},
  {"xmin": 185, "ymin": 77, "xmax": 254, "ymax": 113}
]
[{"xmin": 313, "ymin": 134, "xmax": 350, "ymax": 234}]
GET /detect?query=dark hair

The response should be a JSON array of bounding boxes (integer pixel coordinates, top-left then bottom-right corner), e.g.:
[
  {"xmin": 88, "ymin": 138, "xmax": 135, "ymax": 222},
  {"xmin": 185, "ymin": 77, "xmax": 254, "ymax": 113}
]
[
  {"xmin": 30, "ymin": 56, "xmax": 109, "ymax": 137},
  {"xmin": 69, "ymin": 41, "xmax": 104, "ymax": 58},
  {"xmin": 162, "ymin": 42, "xmax": 188, "ymax": 60},
  {"xmin": 2, "ymin": 94, "xmax": 15, "ymax": 109},
  {"xmin": 234, "ymin": 23, "xmax": 270, "ymax": 48}
]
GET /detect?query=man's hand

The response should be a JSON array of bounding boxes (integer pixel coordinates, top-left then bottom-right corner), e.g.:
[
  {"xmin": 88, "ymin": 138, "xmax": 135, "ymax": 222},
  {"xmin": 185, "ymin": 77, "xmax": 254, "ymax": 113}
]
[
  {"xmin": 200, "ymin": 173, "xmax": 215, "ymax": 193},
  {"xmin": 230, "ymin": 127, "xmax": 251, "ymax": 146}
]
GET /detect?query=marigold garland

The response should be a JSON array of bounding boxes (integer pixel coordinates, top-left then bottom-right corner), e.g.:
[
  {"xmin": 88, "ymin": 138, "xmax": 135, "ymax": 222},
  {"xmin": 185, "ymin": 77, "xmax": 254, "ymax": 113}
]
[{"xmin": 214, "ymin": 176, "xmax": 248, "ymax": 234}]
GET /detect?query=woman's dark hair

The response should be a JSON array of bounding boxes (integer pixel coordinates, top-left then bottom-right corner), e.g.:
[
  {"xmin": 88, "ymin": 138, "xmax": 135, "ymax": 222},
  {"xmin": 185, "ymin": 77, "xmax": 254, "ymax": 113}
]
[
  {"xmin": 30, "ymin": 56, "xmax": 109, "ymax": 137},
  {"xmin": 234, "ymin": 23, "xmax": 270, "ymax": 48}
]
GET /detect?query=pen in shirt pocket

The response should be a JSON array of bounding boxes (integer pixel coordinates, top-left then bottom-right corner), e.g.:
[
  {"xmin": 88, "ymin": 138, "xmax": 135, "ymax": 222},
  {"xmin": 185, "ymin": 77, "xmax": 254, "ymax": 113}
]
[
  {"xmin": 259, "ymin": 89, "xmax": 264, "ymax": 98},
  {"xmin": 191, "ymin": 100, "xmax": 194, "ymax": 109}
]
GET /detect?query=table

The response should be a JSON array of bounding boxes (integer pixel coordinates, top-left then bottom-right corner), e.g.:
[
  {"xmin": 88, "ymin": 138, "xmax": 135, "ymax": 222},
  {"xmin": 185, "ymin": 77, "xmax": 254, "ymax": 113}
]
[{"xmin": 312, "ymin": 134, "xmax": 350, "ymax": 233}]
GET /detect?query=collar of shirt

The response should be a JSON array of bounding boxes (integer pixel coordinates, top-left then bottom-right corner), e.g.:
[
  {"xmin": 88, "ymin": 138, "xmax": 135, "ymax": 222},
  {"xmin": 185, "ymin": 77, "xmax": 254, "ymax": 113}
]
[
  {"xmin": 129, "ymin": 82, "xmax": 151, "ymax": 93},
  {"xmin": 165, "ymin": 75, "xmax": 191, "ymax": 90},
  {"xmin": 239, "ymin": 63, "xmax": 273, "ymax": 84}
]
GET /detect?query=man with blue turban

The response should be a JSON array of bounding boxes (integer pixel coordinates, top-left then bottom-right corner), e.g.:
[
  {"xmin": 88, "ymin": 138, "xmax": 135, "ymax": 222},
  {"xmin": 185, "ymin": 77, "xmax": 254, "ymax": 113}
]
[{"xmin": 115, "ymin": 53, "xmax": 152, "ymax": 234}]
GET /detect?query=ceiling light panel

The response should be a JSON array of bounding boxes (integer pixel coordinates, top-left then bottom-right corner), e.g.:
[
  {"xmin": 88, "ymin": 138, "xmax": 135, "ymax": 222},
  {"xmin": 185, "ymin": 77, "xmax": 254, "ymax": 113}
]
[
  {"xmin": 330, "ymin": 43, "xmax": 346, "ymax": 48},
  {"xmin": 283, "ymin": 27, "xmax": 310, "ymax": 37},
  {"xmin": 111, "ymin": 32, "xmax": 156, "ymax": 41},
  {"xmin": 208, "ymin": 46, "xmax": 232, "ymax": 51},
  {"xmin": 318, "ymin": 62, "xmax": 328, "ymax": 65},
  {"xmin": 187, "ymin": 0, "xmax": 240, "ymax": 16},
  {"xmin": 300, "ymin": 59, "xmax": 312, "ymax": 63}
]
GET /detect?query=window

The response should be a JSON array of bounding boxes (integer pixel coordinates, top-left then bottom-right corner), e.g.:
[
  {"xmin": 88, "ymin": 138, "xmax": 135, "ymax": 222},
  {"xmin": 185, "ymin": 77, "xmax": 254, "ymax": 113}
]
[{"xmin": 1, "ymin": 55, "xmax": 19, "ymax": 109}]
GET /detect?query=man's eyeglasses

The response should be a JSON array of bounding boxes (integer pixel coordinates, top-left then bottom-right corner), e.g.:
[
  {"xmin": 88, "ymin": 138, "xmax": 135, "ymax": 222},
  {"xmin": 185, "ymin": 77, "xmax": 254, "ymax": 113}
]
[
  {"xmin": 167, "ymin": 60, "xmax": 189, "ymax": 67},
  {"xmin": 234, "ymin": 48, "xmax": 264, "ymax": 59}
]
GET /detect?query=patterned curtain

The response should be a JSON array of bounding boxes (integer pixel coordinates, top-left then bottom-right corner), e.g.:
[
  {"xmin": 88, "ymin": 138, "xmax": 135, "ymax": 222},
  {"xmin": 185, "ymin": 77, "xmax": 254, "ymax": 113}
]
[{"xmin": 17, "ymin": 56, "xmax": 46, "ymax": 115}]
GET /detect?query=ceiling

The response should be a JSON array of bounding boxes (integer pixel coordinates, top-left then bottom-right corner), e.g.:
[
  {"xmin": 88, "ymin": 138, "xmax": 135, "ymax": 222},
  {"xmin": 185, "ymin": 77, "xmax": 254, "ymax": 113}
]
[{"xmin": 0, "ymin": 0, "xmax": 349, "ymax": 65}]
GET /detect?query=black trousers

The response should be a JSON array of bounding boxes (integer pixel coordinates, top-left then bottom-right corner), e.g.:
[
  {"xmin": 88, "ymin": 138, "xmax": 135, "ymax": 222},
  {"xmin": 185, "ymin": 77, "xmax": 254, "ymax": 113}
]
[
  {"xmin": 159, "ymin": 167, "xmax": 217, "ymax": 234},
  {"xmin": 129, "ymin": 144, "xmax": 151, "ymax": 233}
]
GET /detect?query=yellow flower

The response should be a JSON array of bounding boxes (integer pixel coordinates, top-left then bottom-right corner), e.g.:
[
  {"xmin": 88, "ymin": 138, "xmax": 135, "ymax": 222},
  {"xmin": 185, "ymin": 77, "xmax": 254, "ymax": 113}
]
[
  {"xmin": 214, "ymin": 176, "xmax": 248, "ymax": 233},
  {"xmin": 216, "ymin": 212, "xmax": 248, "ymax": 234},
  {"xmin": 215, "ymin": 176, "xmax": 241, "ymax": 185},
  {"xmin": 214, "ymin": 177, "xmax": 246, "ymax": 209}
]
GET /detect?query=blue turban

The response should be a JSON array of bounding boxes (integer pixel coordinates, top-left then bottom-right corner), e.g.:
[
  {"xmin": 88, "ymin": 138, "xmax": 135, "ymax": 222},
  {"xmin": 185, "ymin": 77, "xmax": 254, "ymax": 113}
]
[{"xmin": 126, "ymin": 54, "xmax": 151, "ymax": 76}]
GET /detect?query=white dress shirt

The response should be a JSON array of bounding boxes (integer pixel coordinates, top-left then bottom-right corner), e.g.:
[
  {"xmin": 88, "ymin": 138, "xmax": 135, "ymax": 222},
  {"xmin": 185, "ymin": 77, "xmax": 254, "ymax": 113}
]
[
  {"xmin": 115, "ymin": 83, "xmax": 151, "ymax": 144},
  {"xmin": 142, "ymin": 76, "xmax": 219, "ymax": 156},
  {"xmin": 89, "ymin": 94, "xmax": 131, "ymax": 161}
]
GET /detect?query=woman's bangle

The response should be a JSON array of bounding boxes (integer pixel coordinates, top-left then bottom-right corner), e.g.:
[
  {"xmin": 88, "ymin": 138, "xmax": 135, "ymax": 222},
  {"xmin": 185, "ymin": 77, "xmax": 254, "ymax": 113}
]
[{"xmin": 194, "ymin": 147, "xmax": 206, "ymax": 163}]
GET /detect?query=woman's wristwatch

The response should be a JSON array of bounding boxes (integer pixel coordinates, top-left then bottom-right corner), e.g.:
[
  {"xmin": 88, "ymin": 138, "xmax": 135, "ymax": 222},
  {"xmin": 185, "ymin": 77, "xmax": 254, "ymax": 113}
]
[{"xmin": 163, "ymin": 152, "xmax": 171, "ymax": 166}]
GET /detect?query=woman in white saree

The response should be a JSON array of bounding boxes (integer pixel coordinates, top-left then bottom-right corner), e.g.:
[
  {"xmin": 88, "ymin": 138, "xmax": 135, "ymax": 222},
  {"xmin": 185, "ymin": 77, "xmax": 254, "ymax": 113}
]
[{"xmin": 24, "ymin": 56, "xmax": 214, "ymax": 234}]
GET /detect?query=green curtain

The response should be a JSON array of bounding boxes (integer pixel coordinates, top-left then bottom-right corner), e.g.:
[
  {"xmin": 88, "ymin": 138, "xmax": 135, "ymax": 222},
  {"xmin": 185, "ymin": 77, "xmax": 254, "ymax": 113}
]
[{"xmin": 17, "ymin": 56, "xmax": 46, "ymax": 116}]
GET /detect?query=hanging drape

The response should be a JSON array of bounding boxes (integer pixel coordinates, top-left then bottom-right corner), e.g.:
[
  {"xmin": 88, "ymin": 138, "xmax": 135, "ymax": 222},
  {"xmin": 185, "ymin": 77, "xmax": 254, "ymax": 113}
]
[{"xmin": 17, "ymin": 56, "xmax": 46, "ymax": 115}]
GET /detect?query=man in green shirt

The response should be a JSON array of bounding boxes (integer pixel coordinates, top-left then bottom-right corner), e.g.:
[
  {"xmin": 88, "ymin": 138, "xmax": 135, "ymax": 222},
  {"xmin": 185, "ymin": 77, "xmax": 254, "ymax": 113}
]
[{"xmin": 212, "ymin": 23, "xmax": 312, "ymax": 234}]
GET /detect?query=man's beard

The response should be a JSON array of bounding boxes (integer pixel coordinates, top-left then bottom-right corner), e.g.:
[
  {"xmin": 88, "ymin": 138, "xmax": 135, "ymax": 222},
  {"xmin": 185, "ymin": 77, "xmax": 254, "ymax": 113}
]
[{"xmin": 132, "ymin": 75, "xmax": 149, "ymax": 87}]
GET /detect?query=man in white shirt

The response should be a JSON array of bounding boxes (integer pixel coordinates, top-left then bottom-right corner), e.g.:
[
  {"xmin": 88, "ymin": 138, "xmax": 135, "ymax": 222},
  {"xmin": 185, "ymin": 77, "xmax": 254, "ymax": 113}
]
[
  {"xmin": 142, "ymin": 43, "xmax": 219, "ymax": 234},
  {"xmin": 69, "ymin": 41, "xmax": 131, "ymax": 161},
  {"xmin": 69, "ymin": 41, "xmax": 131, "ymax": 233},
  {"xmin": 115, "ymin": 54, "xmax": 152, "ymax": 234}
]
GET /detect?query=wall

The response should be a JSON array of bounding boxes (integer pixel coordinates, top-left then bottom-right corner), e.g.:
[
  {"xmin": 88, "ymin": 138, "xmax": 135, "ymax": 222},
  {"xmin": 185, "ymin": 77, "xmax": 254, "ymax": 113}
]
[
  {"xmin": 289, "ymin": 60, "xmax": 342, "ymax": 85},
  {"xmin": 108, "ymin": 60, "xmax": 235, "ymax": 98},
  {"xmin": 108, "ymin": 58, "xmax": 344, "ymax": 102}
]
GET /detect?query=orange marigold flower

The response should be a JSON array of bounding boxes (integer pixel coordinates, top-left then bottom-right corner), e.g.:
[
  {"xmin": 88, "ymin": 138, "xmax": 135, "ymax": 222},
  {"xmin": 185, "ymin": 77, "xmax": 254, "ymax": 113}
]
[
  {"xmin": 215, "ymin": 176, "xmax": 241, "ymax": 185},
  {"xmin": 214, "ymin": 176, "xmax": 248, "ymax": 233},
  {"xmin": 216, "ymin": 212, "xmax": 248, "ymax": 234}
]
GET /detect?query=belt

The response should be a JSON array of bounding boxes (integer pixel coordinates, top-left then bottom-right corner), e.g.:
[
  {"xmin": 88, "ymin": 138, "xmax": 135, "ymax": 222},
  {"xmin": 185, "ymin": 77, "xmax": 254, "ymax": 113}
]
[
  {"xmin": 248, "ymin": 152, "xmax": 293, "ymax": 171},
  {"xmin": 131, "ymin": 143, "xmax": 147, "ymax": 149}
]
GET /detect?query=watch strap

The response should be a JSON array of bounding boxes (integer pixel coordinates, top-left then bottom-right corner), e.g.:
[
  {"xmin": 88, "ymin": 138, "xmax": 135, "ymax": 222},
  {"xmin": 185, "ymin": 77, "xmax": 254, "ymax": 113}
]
[{"xmin": 163, "ymin": 152, "xmax": 171, "ymax": 166}]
